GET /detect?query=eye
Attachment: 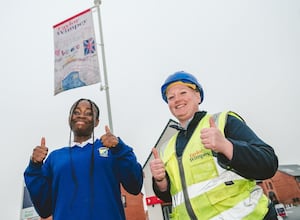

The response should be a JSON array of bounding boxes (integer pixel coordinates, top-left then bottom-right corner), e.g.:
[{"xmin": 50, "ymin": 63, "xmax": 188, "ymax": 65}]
[
  {"xmin": 84, "ymin": 111, "xmax": 93, "ymax": 117},
  {"xmin": 167, "ymin": 95, "xmax": 174, "ymax": 101},
  {"xmin": 73, "ymin": 110, "xmax": 80, "ymax": 115},
  {"xmin": 180, "ymin": 90, "xmax": 187, "ymax": 95}
]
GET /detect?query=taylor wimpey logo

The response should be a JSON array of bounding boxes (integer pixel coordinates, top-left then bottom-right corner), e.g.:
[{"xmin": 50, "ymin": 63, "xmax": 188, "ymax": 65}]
[{"xmin": 190, "ymin": 150, "xmax": 212, "ymax": 162}]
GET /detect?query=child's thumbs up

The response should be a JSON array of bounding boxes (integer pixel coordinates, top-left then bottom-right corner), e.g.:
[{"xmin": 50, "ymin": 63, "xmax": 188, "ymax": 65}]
[{"xmin": 101, "ymin": 125, "xmax": 118, "ymax": 148}]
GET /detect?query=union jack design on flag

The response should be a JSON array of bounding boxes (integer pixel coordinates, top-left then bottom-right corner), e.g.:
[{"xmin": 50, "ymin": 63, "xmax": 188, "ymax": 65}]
[{"xmin": 83, "ymin": 38, "xmax": 96, "ymax": 55}]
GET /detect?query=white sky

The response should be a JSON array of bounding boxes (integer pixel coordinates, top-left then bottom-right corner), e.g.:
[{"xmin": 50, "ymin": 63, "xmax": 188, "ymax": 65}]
[{"xmin": 1, "ymin": 0, "xmax": 300, "ymax": 219}]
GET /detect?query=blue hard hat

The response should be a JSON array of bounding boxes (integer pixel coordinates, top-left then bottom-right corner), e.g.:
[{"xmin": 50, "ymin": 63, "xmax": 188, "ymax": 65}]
[{"xmin": 161, "ymin": 71, "xmax": 204, "ymax": 103}]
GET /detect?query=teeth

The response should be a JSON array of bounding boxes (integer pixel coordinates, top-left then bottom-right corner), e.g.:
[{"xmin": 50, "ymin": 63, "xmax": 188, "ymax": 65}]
[{"xmin": 176, "ymin": 104, "xmax": 184, "ymax": 109}]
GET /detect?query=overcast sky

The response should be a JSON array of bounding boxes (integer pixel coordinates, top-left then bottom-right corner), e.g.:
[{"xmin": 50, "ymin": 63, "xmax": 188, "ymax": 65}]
[{"xmin": 1, "ymin": 0, "xmax": 299, "ymax": 219}]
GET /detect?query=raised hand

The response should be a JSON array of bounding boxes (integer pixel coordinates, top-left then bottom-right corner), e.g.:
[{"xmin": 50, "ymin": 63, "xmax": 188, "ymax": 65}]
[
  {"xmin": 31, "ymin": 137, "xmax": 48, "ymax": 164},
  {"xmin": 100, "ymin": 125, "xmax": 119, "ymax": 148},
  {"xmin": 200, "ymin": 117, "xmax": 233, "ymax": 159},
  {"xmin": 150, "ymin": 148, "xmax": 166, "ymax": 182}
]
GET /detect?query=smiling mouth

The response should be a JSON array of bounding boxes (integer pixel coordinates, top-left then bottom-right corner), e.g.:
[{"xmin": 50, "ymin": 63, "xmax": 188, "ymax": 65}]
[
  {"xmin": 75, "ymin": 121, "xmax": 86, "ymax": 125},
  {"xmin": 175, "ymin": 104, "xmax": 185, "ymax": 109}
]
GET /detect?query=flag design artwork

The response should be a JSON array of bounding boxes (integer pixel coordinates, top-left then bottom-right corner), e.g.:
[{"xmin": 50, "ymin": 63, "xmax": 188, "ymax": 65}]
[{"xmin": 53, "ymin": 9, "xmax": 100, "ymax": 95}]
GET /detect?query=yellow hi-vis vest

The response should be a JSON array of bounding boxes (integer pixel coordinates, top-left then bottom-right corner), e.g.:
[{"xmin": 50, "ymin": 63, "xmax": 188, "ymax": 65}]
[{"xmin": 161, "ymin": 111, "xmax": 269, "ymax": 220}]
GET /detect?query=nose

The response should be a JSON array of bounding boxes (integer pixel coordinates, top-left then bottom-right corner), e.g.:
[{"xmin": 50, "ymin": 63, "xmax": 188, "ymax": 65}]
[{"xmin": 173, "ymin": 94, "xmax": 180, "ymax": 102}]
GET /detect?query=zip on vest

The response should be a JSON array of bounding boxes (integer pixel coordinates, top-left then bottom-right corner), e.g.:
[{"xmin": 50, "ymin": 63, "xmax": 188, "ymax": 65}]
[{"xmin": 177, "ymin": 156, "xmax": 197, "ymax": 220}]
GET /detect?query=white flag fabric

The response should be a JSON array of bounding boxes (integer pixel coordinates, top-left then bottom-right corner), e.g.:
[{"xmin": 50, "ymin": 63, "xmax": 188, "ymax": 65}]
[{"xmin": 53, "ymin": 9, "xmax": 100, "ymax": 95}]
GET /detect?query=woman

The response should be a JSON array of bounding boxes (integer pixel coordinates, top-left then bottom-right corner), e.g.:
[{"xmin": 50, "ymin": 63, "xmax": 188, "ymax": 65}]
[{"xmin": 150, "ymin": 71, "xmax": 278, "ymax": 219}]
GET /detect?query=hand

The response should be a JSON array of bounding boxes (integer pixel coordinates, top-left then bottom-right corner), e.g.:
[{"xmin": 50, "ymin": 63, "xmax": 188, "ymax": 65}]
[
  {"xmin": 100, "ymin": 125, "xmax": 119, "ymax": 148},
  {"xmin": 150, "ymin": 148, "xmax": 166, "ymax": 182},
  {"xmin": 200, "ymin": 117, "xmax": 233, "ymax": 159},
  {"xmin": 31, "ymin": 137, "xmax": 48, "ymax": 164}
]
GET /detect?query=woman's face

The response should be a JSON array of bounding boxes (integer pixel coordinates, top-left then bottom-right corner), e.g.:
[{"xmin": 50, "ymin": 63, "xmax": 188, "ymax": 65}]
[
  {"xmin": 70, "ymin": 100, "xmax": 99, "ymax": 138},
  {"xmin": 166, "ymin": 84, "xmax": 200, "ymax": 126}
]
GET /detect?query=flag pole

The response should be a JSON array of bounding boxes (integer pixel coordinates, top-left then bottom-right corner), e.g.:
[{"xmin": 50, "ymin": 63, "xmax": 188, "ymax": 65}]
[{"xmin": 93, "ymin": 0, "xmax": 114, "ymax": 133}]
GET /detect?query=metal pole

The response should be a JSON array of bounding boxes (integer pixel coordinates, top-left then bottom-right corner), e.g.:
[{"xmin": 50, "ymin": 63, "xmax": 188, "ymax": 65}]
[{"xmin": 93, "ymin": 0, "xmax": 114, "ymax": 132}]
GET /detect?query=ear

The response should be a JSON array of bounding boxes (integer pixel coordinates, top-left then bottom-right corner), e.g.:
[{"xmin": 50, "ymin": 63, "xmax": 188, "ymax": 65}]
[
  {"xmin": 194, "ymin": 90, "xmax": 201, "ymax": 104},
  {"xmin": 198, "ymin": 93, "xmax": 202, "ymax": 104}
]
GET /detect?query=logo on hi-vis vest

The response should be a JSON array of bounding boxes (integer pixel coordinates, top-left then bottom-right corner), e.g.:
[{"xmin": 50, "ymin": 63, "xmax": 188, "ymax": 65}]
[{"xmin": 189, "ymin": 150, "xmax": 212, "ymax": 162}]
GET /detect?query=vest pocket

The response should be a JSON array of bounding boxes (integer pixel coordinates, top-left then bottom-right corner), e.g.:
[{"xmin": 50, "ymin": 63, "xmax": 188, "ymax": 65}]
[
  {"xmin": 206, "ymin": 180, "xmax": 251, "ymax": 205},
  {"xmin": 190, "ymin": 156, "xmax": 218, "ymax": 183}
]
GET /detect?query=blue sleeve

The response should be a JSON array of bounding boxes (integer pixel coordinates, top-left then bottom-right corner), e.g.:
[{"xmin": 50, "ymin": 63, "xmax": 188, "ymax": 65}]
[
  {"xmin": 217, "ymin": 115, "xmax": 278, "ymax": 180},
  {"xmin": 110, "ymin": 138, "xmax": 143, "ymax": 195},
  {"xmin": 23, "ymin": 159, "xmax": 52, "ymax": 218}
]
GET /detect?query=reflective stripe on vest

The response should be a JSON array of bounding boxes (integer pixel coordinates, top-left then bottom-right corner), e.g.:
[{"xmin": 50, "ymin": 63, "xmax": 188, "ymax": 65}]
[
  {"xmin": 162, "ymin": 111, "xmax": 269, "ymax": 220},
  {"xmin": 210, "ymin": 186, "xmax": 268, "ymax": 220},
  {"xmin": 172, "ymin": 169, "xmax": 244, "ymax": 207}
]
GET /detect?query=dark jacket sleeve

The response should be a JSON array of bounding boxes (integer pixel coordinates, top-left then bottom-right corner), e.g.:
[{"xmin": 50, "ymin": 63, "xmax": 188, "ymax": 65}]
[
  {"xmin": 23, "ymin": 160, "xmax": 52, "ymax": 218},
  {"xmin": 152, "ymin": 173, "xmax": 172, "ymax": 202},
  {"xmin": 110, "ymin": 138, "xmax": 143, "ymax": 195},
  {"xmin": 217, "ymin": 115, "xmax": 278, "ymax": 180}
]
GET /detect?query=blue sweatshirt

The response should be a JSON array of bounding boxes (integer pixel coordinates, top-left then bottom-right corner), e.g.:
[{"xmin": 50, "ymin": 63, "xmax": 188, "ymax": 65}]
[{"xmin": 24, "ymin": 138, "xmax": 143, "ymax": 220}]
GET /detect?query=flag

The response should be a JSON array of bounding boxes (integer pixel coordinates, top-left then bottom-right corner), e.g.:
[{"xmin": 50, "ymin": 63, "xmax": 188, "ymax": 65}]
[{"xmin": 53, "ymin": 9, "xmax": 100, "ymax": 95}]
